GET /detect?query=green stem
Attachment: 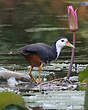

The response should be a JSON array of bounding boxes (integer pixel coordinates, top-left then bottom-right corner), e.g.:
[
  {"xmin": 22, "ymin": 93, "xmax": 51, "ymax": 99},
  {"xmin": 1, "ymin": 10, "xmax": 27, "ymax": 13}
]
[{"xmin": 67, "ymin": 32, "xmax": 76, "ymax": 79}]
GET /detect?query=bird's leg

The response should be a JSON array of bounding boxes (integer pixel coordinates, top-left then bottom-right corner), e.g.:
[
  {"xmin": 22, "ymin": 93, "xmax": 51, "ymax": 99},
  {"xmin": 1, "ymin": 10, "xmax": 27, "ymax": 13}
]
[
  {"xmin": 29, "ymin": 66, "xmax": 36, "ymax": 83},
  {"xmin": 38, "ymin": 63, "xmax": 43, "ymax": 83}
]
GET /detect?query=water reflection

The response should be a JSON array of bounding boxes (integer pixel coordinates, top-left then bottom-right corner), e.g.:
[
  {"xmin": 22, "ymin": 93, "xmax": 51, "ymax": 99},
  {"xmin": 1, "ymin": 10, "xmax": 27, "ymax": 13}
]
[{"xmin": 0, "ymin": 0, "xmax": 88, "ymax": 67}]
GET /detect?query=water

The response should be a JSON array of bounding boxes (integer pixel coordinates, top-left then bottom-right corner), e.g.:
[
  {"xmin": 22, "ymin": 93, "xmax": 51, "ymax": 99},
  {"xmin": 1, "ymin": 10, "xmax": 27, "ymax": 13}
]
[
  {"xmin": 0, "ymin": 0, "xmax": 88, "ymax": 109},
  {"xmin": 23, "ymin": 91, "xmax": 85, "ymax": 110},
  {"xmin": 0, "ymin": 0, "xmax": 88, "ymax": 67}
]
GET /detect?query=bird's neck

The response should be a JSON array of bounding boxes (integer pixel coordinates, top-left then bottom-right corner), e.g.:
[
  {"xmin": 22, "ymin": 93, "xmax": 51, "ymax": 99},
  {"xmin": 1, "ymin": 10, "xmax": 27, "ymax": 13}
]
[
  {"xmin": 56, "ymin": 46, "xmax": 62, "ymax": 58},
  {"xmin": 52, "ymin": 44, "xmax": 62, "ymax": 59}
]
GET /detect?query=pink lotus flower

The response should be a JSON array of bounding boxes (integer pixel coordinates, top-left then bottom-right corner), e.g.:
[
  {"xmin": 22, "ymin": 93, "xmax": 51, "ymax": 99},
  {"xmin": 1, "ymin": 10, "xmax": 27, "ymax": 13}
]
[{"xmin": 67, "ymin": 6, "xmax": 78, "ymax": 32}]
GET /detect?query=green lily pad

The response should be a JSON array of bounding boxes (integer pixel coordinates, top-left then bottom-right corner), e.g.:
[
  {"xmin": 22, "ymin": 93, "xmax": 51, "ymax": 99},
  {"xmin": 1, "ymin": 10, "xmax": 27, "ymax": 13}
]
[
  {"xmin": 78, "ymin": 66, "xmax": 88, "ymax": 82},
  {"xmin": 0, "ymin": 92, "xmax": 26, "ymax": 110},
  {"xmin": 3, "ymin": 105, "xmax": 27, "ymax": 110}
]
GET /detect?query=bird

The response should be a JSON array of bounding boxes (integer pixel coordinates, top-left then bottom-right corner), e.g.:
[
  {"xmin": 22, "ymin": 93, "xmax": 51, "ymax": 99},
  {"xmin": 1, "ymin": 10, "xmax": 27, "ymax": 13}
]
[{"xmin": 19, "ymin": 36, "xmax": 74, "ymax": 83}]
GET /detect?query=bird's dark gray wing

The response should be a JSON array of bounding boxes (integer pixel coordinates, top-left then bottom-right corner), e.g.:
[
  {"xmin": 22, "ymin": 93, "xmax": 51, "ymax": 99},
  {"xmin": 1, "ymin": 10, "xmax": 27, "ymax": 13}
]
[{"xmin": 19, "ymin": 43, "xmax": 56, "ymax": 63}]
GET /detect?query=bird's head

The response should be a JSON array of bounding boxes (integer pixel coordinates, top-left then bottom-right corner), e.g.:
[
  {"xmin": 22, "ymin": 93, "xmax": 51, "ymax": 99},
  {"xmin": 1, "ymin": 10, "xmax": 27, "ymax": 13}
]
[
  {"xmin": 55, "ymin": 37, "xmax": 75, "ymax": 49},
  {"xmin": 54, "ymin": 37, "xmax": 75, "ymax": 58}
]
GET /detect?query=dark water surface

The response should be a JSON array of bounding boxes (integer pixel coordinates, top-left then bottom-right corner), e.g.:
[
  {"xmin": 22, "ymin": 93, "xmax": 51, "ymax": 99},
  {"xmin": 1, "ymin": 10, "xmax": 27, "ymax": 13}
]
[{"xmin": 0, "ymin": 0, "xmax": 88, "ymax": 70}]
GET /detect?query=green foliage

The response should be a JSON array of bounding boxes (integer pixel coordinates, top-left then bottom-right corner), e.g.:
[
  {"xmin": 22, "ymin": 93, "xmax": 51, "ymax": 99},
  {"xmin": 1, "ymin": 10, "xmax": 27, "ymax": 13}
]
[
  {"xmin": 0, "ymin": 92, "xmax": 25, "ymax": 110},
  {"xmin": 84, "ymin": 80, "xmax": 88, "ymax": 110},
  {"xmin": 77, "ymin": 84, "xmax": 86, "ymax": 91},
  {"xmin": 78, "ymin": 65, "xmax": 88, "ymax": 109},
  {"xmin": 78, "ymin": 66, "xmax": 88, "ymax": 82}
]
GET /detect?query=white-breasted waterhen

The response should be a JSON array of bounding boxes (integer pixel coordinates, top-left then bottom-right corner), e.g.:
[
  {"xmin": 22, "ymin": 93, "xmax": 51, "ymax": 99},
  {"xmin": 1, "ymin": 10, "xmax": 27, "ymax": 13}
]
[{"xmin": 19, "ymin": 37, "xmax": 74, "ymax": 83}]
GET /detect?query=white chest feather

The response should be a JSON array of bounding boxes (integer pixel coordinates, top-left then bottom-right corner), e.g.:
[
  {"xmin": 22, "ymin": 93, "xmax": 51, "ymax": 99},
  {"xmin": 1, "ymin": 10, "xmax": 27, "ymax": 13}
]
[
  {"xmin": 56, "ymin": 41, "xmax": 63, "ymax": 58},
  {"xmin": 56, "ymin": 46, "xmax": 61, "ymax": 58}
]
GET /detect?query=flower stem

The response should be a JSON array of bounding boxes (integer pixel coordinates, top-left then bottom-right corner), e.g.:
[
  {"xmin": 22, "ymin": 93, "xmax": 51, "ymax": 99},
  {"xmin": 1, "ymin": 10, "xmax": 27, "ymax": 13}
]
[{"xmin": 67, "ymin": 32, "xmax": 76, "ymax": 79}]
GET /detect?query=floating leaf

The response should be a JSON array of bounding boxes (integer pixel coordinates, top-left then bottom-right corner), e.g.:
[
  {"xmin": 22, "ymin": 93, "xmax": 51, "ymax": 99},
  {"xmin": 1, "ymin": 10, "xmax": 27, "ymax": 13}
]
[
  {"xmin": 84, "ymin": 80, "xmax": 88, "ymax": 110},
  {"xmin": 78, "ymin": 66, "xmax": 88, "ymax": 82},
  {"xmin": 0, "ymin": 92, "xmax": 26, "ymax": 110},
  {"xmin": 3, "ymin": 105, "xmax": 27, "ymax": 110}
]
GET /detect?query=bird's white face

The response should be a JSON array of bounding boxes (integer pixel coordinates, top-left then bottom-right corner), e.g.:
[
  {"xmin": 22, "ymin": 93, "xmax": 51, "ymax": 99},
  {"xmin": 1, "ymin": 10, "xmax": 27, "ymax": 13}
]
[
  {"xmin": 56, "ymin": 38, "xmax": 68, "ymax": 48},
  {"xmin": 55, "ymin": 38, "xmax": 75, "ymax": 58},
  {"xmin": 56, "ymin": 38, "xmax": 75, "ymax": 48}
]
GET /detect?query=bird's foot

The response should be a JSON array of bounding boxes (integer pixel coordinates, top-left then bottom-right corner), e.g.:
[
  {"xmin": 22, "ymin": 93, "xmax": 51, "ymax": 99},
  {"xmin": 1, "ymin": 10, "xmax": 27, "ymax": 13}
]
[
  {"xmin": 31, "ymin": 78, "xmax": 41, "ymax": 84},
  {"xmin": 36, "ymin": 79, "xmax": 41, "ymax": 84}
]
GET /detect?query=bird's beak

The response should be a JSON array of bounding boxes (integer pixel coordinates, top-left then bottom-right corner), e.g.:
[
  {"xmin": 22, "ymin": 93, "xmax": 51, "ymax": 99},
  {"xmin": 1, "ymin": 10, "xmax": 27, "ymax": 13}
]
[{"xmin": 66, "ymin": 41, "xmax": 75, "ymax": 48}]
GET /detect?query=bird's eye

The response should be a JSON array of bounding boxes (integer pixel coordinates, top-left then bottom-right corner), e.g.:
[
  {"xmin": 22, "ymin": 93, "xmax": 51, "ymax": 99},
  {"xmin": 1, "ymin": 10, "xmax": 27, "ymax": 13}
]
[{"xmin": 61, "ymin": 40, "xmax": 64, "ymax": 42}]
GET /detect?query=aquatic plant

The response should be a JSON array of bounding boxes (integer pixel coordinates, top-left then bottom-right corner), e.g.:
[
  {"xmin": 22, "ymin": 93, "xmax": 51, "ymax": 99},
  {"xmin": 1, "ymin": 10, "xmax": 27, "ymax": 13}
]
[
  {"xmin": 67, "ymin": 6, "xmax": 78, "ymax": 32},
  {"xmin": 67, "ymin": 6, "xmax": 78, "ymax": 79},
  {"xmin": 0, "ymin": 92, "xmax": 26, "ymax": 110},
  {"xmin": 78, "ymin": 66, "xmax": 88, "ymax": 110},
  {"xmin": 78, "ymin": 66, "xmax": 88, "ymax": 82}
]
